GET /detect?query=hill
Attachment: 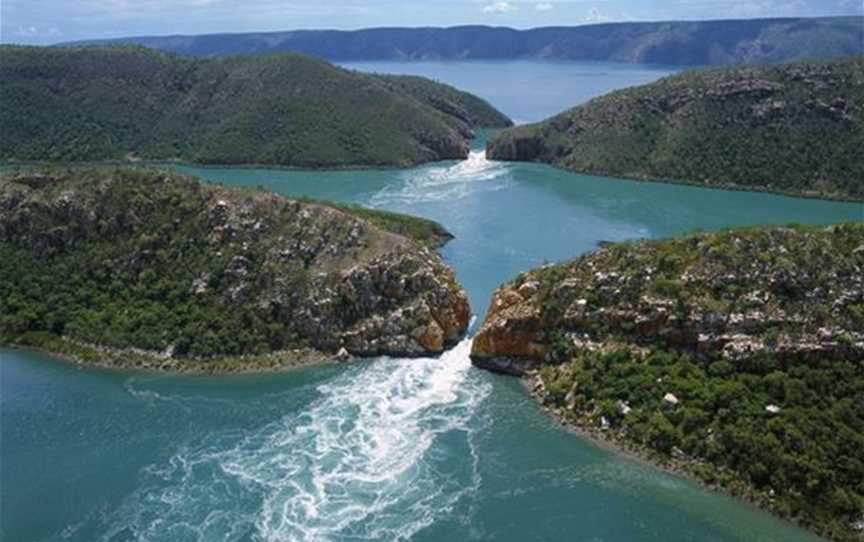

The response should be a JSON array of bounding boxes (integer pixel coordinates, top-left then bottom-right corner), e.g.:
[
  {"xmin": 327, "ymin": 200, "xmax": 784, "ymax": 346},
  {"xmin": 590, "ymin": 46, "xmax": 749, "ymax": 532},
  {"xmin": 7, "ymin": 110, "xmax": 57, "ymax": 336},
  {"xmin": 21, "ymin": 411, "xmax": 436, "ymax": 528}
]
[
  {"xmin": 0, "ymin": 46, "xmax": 511, "ymax": 167},
  {"xmin": 376, "ymin": 74, "xmax": 512, "ymax": 129},
  {"xmin": 487, "ymin": 55, "xmax": 864, "ymax": 201},
  {"xmin": 61, "ymin": 17, "xmax": 864, "ymax": 66},
  {"xmin": 471, "ymin": 224, "xmax": 864, "ymax": 540},
  {"xmin": 0, "ymin": 168, "xmax": 471, "ymax": 371}
]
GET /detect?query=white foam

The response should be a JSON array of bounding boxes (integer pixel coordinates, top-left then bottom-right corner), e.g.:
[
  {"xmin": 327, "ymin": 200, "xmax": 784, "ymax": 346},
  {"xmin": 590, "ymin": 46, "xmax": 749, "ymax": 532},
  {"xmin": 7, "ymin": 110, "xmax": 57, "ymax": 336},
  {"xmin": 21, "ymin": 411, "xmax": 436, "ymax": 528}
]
[
  {"xmin": 371, "ymin": 151, "xmax": 509, "ymax": 206},
  {"xmin": 100, "ymin": 339, "xmax": 489, "ymax": 542}
]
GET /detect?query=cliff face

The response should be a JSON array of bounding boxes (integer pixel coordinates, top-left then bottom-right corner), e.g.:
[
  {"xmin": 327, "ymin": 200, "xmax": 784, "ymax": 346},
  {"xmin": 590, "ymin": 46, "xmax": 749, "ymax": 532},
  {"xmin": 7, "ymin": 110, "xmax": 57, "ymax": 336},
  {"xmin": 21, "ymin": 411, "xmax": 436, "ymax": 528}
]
[
  {"xmin": 0, "ymin": 46, "xmax": 512, "ymax": 167},
  {"xmin": 471, "ymin": 225, "xmax": 864, "ymax": 373},
  {"xmin": 488, "ymin": 55, "xmax": 864, "ymax": 201},
  {"xmin": 0, "ymin": 169, "xmax": 470, "ymax": 362}
]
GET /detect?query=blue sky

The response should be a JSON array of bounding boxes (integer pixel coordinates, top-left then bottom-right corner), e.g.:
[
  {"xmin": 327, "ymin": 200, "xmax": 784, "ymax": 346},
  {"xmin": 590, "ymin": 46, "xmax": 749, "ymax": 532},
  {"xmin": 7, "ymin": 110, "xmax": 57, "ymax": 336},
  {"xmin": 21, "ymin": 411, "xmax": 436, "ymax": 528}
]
[{"xmin": 2, "ymin": 0, "xmax": 862, "ymax": 45}]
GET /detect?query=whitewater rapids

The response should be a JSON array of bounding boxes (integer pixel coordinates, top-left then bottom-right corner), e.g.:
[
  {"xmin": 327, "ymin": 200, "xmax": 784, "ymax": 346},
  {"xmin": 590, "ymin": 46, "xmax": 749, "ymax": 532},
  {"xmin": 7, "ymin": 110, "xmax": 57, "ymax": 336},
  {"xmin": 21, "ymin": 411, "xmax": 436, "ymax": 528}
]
[{"xmin": 100, "ymin": 338, "xmax": 490, "ymax": 542}]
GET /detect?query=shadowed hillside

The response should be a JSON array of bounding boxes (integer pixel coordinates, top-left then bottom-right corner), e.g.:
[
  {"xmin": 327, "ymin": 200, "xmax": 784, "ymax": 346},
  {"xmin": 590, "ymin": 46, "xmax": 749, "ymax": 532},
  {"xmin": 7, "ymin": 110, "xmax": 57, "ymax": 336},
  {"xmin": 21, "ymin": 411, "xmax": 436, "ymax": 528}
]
[
  {"xmin": 62, "ymin": 17, "xmax": 864, "ymax": 66},
  {"xmin": 0, "ymin": 46, "xmax": 511, "ymax": 167},
  {"xmin": 488, "ymin": 55, "xmax": 864, "ymax": 201}
]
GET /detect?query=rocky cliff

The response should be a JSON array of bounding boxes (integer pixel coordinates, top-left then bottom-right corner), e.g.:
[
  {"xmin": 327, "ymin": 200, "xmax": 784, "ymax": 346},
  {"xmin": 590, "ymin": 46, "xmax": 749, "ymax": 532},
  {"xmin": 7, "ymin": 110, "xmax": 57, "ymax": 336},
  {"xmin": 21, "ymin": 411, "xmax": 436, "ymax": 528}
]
[
  {"xmin": 0, "ymin": 168, "xmax": 471, "ymax": 367},
  {"xmin": 488, "ymin": 55, "xmax": 864, "ymax": 201},
  {"xmin": 472, "ymin": 224, "xmax": 864, "ymax": 373}
]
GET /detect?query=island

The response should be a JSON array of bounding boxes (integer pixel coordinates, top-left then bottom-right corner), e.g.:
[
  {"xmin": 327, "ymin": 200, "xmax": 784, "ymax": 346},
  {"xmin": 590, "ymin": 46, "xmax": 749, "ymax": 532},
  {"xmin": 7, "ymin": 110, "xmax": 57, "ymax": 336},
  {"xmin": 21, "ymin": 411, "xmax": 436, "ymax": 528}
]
[
  {"xmin": 0, "ymin": 46, "xmax": 511, "ymax": 167},
  {"xmin": 487, "ymin": 55, "xmax": 864, "ymax": 201},
  {"xmin": 471, "ymin": 224, "xmax": 864, "ymax": 541},
  {"xmin": 0, "ymin": 168, "xmax": 471, "ymax": 372}
]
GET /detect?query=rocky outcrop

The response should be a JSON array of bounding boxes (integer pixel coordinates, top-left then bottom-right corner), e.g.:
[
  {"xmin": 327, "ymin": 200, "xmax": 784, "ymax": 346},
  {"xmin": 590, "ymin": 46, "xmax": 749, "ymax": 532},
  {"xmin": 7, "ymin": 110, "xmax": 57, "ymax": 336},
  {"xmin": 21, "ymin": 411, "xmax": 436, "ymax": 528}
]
[
  {"xmin": 470, "ymin": 283, "xmax": 547, "ymax": 375},
  {"xmin": 300, "ymin": 246, "xmax": 470, "ymax": 356},
  {"xmin": 488, "ymin": 55, "xmax": 864, "ymax": 201},
  {"xmin": 0, "ymin": 168, "xmax": 471, "ymax": 365},
  {"xmin": 415, "ymin": 131, "xmax": 471, "ymax": 164},
  {"xmin": 484, "ymin": 134, "xmax": 545, "ymax": 163},
  {"xmin": 471, "ymin": 225, "xmax": 864, "ymax": 373}
]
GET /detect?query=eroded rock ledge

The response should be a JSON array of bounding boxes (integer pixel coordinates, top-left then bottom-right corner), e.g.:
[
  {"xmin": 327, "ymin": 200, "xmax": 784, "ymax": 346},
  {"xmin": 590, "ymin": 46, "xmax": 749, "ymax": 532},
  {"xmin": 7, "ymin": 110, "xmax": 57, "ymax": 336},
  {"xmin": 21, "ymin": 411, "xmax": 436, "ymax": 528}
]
[
  {"xmin": 471, "ymin": 224, "xmax": 864, "ymax": 373},
  {"xmin": 0, "ymin": 168, "xmax": 470, "ymax": 367}
]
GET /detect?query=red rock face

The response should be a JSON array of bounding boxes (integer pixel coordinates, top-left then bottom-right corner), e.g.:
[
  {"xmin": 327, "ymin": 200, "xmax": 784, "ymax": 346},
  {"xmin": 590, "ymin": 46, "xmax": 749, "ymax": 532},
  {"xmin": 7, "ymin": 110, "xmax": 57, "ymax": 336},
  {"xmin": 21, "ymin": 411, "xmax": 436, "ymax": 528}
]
[
  {"xmin": 470, "ymin": 226, "xmax": 864, "ymax": 374},
  {"xmin": 329, "ymin": 243, "xmax": 472, "ymax": 357},
  {"xmin": 433, "ymin": 288, "xmax": 472, "ymax": 345},
  {"xmin": 470, "ymin": 285, "xmax": 548, "ymax": 372}
]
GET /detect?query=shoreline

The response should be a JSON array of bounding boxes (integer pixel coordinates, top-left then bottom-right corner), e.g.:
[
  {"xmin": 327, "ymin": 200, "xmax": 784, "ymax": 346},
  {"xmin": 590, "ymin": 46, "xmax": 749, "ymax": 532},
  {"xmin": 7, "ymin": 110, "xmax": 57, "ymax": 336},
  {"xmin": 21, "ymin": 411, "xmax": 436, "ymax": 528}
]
[
  {"xmin": 1, "ymin": 331, "xmax": 470, "ymax": 376},
  {"xmin": 6, "ymin": 157, "xmax": 863, "ymax": 205},
  {"xmin": 0, "ymin": 130, "xmax": 506, "ymax": 174},
  {"xmin": 0, "ymin": 159, "xmax": 449, "ymax": 174},
  {"xmin": 0, "ymin": 335, "xmax": 849, "ymax": 537},
  {"xmin": 519, "ymin": 372, "xmax": 832, "ymax": 541},
  {"xmin": 1, "ymin": 337, "xmax": 342, "ymax": 376},
  {"xmin": 492, "ymin": 157, "xmax": 864, "ymax": 204}
]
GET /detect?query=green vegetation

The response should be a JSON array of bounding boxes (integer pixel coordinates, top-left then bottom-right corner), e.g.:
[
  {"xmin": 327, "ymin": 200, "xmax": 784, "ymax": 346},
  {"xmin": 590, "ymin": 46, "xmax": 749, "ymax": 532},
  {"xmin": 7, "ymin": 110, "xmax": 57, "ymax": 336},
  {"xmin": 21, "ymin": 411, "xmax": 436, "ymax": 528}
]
[
  {"xmin": 539, "ymin": 347, "xmax": 864, "ymax": 541},
  {"xmin": 522, "ymin": 223, "xmax": 864, "ymax": 347},
  {"xmin": 283, "ymin": 194, "xmax": 453, "ymax": 248},
  {"xmin": 326, "ymin": 202, "xmax": 453, "ymax": 248},
  {"xmin": 0, "ymin": 167, "xmax": 461, "ymax": 361},
  {"xmin": 375, "ymin": 75, "xmax": 513, "ymax": 129},
  {"xmin": 475, "ymin": 224, "xmax": 864, "ymax": 540},
  {"xmin": 0, "ymin": 171, "xmax": 295, "ymax": 358},
  {"xmin": 488, "ymin": 55, "xmax": 864, "ymax": 201},
  {"xmin": 0, "ymin": 45, "xmax": 510, "ymax": 167}
]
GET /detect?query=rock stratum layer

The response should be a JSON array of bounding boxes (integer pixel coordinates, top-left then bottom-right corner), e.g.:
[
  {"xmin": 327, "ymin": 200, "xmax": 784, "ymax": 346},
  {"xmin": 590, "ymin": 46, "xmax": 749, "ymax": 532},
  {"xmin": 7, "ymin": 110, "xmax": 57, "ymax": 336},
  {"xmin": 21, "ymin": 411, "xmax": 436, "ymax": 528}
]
[
  {"xmin": 488, "ymin": 55, "xmax": 864, "ymax": 201},
  {"xmin": 472, "ymin": 224, "xmax": 864, "ymax": 372},
  {"xmin": 0, "ymin": 46, "xmax": 511, "ymax": 167},
  {"xmin": 471, "ymin": 224, "xmax": 864, "ymax": 540},
  {"xmin": 0, "ymin": 168, "xmax": 471, "ymax": 367},
  {"xmin": 65, "ymin": 17, "xmax": 863, "ymax": 67}
]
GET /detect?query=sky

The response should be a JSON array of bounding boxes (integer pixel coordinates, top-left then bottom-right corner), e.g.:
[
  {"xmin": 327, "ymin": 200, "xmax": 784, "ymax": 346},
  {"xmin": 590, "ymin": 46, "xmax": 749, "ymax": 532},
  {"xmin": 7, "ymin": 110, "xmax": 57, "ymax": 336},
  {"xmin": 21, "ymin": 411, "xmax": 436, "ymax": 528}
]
[{"xmin": 1, "ymin": 0, "xmax": 862, "ymax": 45}]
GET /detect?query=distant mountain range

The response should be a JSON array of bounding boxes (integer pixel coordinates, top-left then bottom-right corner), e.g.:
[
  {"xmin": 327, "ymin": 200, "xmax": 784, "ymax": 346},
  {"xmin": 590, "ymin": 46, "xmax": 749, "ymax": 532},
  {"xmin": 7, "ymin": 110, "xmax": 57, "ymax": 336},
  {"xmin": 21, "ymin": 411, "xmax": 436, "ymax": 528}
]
[{"xmin": 62, "ymin": 17, "xmax": 864, "ymax": 66}]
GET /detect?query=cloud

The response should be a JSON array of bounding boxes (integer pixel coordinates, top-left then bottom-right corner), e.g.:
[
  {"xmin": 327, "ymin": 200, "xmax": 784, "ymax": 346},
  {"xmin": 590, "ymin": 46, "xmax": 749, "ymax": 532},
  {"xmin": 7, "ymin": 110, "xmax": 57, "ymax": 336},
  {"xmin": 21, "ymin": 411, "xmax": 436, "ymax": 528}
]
[
  {"xmin": 482, "ymin": 1, "xmax": 516, "ymax": 13},
  {"xmin": 75, "ymin": 0, "xmax": 230, "ymax": 18},
  {"xmin": 15, "ymin": 25, "xmax": 61, "ymax": 37},
  {"xmin": 3, "ymin": 0, "xmax": 863, "ymax": 46},
  {"xmin": 584, "ymin": 6, "xmax": 610, "ymax": 22}
]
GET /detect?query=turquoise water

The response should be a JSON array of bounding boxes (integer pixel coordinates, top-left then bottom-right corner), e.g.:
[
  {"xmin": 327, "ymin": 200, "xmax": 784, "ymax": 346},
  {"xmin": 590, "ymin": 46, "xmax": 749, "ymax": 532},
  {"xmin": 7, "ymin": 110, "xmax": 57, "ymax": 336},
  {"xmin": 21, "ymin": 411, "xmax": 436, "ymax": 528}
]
[
  {"xmin": 2, "ymin": 62, "xmax": 863, "ymax": 542},
  {"xmin": 341, "ymin": 59, "xmax": 677, "ymax": 124},
  {"xmin": 173, "ymin": 137, "xmax": 863, "ymax": 323}
]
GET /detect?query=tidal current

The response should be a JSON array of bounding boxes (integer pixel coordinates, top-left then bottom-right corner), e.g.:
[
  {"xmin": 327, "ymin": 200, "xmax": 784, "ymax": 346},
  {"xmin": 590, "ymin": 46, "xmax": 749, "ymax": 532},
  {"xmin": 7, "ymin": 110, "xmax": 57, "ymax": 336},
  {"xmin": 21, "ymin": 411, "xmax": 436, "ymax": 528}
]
[{"xmin": 3, "ymin": 61, "xmax": 862, "ymax": 542}]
